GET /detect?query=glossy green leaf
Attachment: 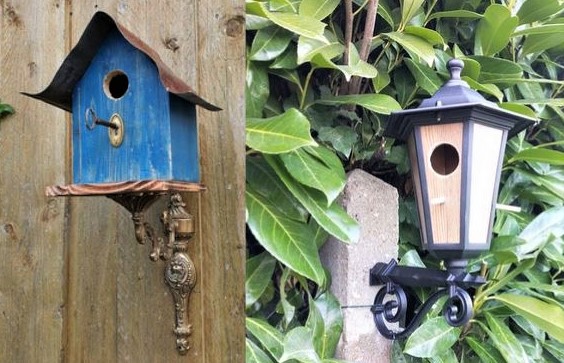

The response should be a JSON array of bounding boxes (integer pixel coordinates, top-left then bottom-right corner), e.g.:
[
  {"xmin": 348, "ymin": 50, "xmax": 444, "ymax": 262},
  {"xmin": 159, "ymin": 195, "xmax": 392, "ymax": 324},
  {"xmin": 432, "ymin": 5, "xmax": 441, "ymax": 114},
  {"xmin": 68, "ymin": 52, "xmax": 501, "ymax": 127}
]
[
  {"xmin": 509, "ymin": 148, "xmax": 564, "ymax": 166},
  {"xmin": 311, "ymin": 43, "xmax": 378, "ymax": 81},
  {"xmin": 247, "ymin": 156, "xmax": 308, "ymax": 222},
  {"xmin": 401, "ymin": 0, "xmax": 425, "ymax": 26},
  {"xmin": 247, "ymin": 14, "xmax": 274, "ymax": 30},
  {"xmin": 384, "ymin": 32, "xmax": 435, "ymax": 66},
  {"xmin": 246, "ymin": 317, "xmax": 284, "ymax": 360},
  {"xmin": 517, "ymin": 206, "xmax": 564, "ymax": 257},
  {"xmin": 516, "ymin": 0, "xmax": 564, "ymax": 24},
  {"xmin": 522, "ymin": 21, "xmax": 564, "ymax": 55},
  {"xmin": 307, "ymin": 292, "xmax": 343, "ymax": 359},
  {"xmin": 279, "ymin": 146, "xmax": 346, "ymax": 206},
  {"xmin": 483, "ymin": 312, "xmax": 529, "ymax": 362},
  {"xmin": 543, "ymin": 340, "xmax": 564, "ymax": 362},
  {"xmin": 0, "ymin": 102, "xmax": 14, "ymax": 118},
  {"xmin": 459, "ymin": 76, "xmax": 503, "ymax": 102},
  {"xmin": 306, "ymin": 295, "xmax": 325, "ymax": 357},
  {"xmin": 459, "ymin": 57, "xmax": 481, "ymax": 80},
  {"xmin": 404, "ymin": 26, "xmax": 444, "ymax": 46},
  {"xmin": 493, "ymin": 294, "xmax": 564, "ymax": 343},
  {"xmin": 404, "ymin": 58, "xmax": 442, "ymax": 95},
  {"xmin": 427, "ymin": 10, "xmax": 483, "ymax": 21},
  {"xmin": 509, "ymin": 98, "xmax": 564, "ymax": 107},
  {"xmin": 518, "ymin": 334, "xmax": 543, "ymax": 359},
  {"xmin": 314, "ymin": 94, "xmax": 401, "ymax": 114},
  {"xmin": 299, "ymin": 0, "xmax": 340, "ymax": 20},
  {"xmin": 399, "ymin": 249, "xmax": 426, "ymax": 268},
  {"xmin": 404, "ymin": 317, "xmax": 461, "ymax": 358},
  {"xmin": 246, "ymin": 186, "xmax": 326, "ymax": 285},
  {"xmin": 279, "ymin": 327, "xmax": 323, "ymax": 363},
  {"xmin": 317, "ymin": 126, "xmax": 358, "ymax": 158},
  {"xmin": 512, "ymin": 314, "xmax": 546, "ymax": 341},
  {"xmin": 467, "ymin": 55, "xmax": 523, "ymax": 84},
  {"xmin": 246, "ymin": 108, "xmax": 317, "ymax": 153},
  {"xmin": 269, "ymin": 68, "xmax": 302, "ymax": 88},
  {"xmin": 466, "ymin": 336, "xmax": 504, "ymax": 363},
  {"xmin": 474, "ymin": 4, "xmax": 518, "ymax": 56},
  {"xmin": 428, "ymin": 348, "xmax": 458, "ymax": 363},
  {"xmin": 246, "ymin": 252, "xmax": 277, "ymax": 308},
  {"xmin": 372, "ymin": 62, "xmax": 391, "ymax": 92},
  {"xmin": 279, "ymin": 267, "xmax": 297, "ymax": 327},
  {"xmin": 270, "ymin": 44, "xmax": 298, "ymax": 69},
  {"xmin": 297, "ymin": 35, "xmax": 344, "ymax": 65},
  {"xmin": 499, "ymin": 103, "xmax": 537, "ymax": 119},
  {"xmin": 246, "ymin": 2, "xmax": 325, "ymax": 39},
  {"xmin": 246, "ymin": 62, "xmax": 270, "ymax": 118},
  {"xmin": 250, "ymin": 26, "xmax": 293, "ymax": 61},
  {"xmin": 246, "ymin": 338, "xmax": 275, "ymax": 363},
  {"xmin": 377, "ymin": 2, "xmax": 395, "ymax": 28},
  {"xmin": 266, "ymin": 155, "xmax": 360, "ymax": 244},
  {"xmin": 269, "ymin": 0, "xmax": 300, "ymax": 13},
  {"xmin": 513, "ymin": 24, "xmax": 564, "ymax": 37}
]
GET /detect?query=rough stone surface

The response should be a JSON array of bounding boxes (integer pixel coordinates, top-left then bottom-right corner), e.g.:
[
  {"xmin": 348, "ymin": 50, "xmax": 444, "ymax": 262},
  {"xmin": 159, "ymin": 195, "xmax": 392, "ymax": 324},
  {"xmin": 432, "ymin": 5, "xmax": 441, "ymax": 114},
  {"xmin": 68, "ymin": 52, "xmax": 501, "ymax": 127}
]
[{"xmin": 320, "ymin": 169, "xmax": 399, "ymax": 363}]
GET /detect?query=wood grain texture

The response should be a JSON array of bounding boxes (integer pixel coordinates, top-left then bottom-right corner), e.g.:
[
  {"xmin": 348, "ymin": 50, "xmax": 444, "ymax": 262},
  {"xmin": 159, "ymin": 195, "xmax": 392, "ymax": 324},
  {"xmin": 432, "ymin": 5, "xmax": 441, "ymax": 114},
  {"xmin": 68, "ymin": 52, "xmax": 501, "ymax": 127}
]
[
  {"xmin": 196, "ymin": 1, "xmax": 246, "ymax": 361},
  {"xmin": 420, "ymin": 123, "xmax": 463, "ymax": 244},
  {"xmin": 47, "ymin": 180, "xmax": 205, "ymax": 196},
  {"xmin": 0, "ymin": 1, "xmax": 67, "ymax": 362}
]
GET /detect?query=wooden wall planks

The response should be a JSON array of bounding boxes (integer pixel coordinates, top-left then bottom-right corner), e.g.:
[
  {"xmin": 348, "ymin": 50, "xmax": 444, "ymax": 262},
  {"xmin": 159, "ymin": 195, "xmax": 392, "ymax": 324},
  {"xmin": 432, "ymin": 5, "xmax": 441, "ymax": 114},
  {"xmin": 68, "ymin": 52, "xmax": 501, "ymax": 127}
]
[
  {"xmin": 0, "ymin": 0, "xmax": 244, "ymax": 361},
  {"xmin": 0, "ymin": 1, "xmax": 68, "ymax": 362}
]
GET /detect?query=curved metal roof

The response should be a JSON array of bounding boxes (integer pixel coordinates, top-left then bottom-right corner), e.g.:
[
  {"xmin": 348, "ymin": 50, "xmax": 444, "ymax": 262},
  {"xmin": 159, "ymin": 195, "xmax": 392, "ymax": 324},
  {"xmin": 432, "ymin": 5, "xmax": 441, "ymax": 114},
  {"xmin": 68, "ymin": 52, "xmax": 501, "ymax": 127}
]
[{"xmin": 22, "ymin": 11, "xmax": 220, "ymax": 112}]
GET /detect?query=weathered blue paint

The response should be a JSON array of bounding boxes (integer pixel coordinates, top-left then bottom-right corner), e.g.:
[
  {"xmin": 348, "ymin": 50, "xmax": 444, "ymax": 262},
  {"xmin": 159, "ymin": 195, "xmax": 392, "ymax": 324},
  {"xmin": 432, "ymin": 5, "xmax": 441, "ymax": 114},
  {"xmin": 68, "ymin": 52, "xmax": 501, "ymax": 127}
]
[
  {"xmin": 170, "ymin": 95, "xmax": 199, "ymax": 182},
  {"xmin": 72, "ymin": 29, "xmax": 199, "ymax": 184}
]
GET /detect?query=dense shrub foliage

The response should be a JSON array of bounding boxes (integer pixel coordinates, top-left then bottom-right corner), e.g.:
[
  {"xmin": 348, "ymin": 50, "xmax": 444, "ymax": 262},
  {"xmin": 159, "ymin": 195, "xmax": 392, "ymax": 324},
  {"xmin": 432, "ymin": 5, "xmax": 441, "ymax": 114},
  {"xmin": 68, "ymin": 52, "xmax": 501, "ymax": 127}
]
[{"xmin": 245, "ymin": 1, "xmax": 564, "ymax": 362}]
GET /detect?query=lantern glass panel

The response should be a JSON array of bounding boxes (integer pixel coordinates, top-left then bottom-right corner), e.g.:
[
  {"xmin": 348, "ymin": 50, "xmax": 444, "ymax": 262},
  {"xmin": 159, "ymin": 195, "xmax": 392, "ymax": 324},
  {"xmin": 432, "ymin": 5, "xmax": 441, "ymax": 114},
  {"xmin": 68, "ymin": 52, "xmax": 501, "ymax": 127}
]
[{"xmin": 467, "ymin": 122, "xmax": 505, "ymax": 245}]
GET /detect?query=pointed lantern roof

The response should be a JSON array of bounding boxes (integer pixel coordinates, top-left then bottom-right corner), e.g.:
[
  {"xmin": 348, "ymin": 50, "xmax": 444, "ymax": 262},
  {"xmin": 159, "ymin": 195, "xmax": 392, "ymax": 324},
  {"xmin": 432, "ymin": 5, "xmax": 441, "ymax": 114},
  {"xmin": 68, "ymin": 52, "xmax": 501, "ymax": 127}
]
[{"xmin": 385, "ymin": 59, "xmax": 535, "ymax": 140}]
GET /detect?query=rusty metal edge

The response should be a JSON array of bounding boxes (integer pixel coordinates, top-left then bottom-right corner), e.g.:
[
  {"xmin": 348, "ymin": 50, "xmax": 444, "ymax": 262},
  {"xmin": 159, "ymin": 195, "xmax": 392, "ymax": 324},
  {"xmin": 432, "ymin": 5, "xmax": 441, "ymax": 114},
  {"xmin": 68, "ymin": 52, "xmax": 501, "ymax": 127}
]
[{"xmin": 22, "ymin": 11, "xmax": 221, "ymax": 112}]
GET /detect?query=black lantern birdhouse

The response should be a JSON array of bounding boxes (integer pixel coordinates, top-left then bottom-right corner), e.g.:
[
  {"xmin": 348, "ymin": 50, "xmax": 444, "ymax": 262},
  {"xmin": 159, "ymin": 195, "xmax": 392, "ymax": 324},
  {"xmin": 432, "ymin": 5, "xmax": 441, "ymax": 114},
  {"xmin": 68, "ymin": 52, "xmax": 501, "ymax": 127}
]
[
  {"xmin": 369, "ymin": 59, "xmax": 535, "ymax": 339},
  {"xmin": 23, "ymin": 11, "xmax": 219, "ymax": 354}
]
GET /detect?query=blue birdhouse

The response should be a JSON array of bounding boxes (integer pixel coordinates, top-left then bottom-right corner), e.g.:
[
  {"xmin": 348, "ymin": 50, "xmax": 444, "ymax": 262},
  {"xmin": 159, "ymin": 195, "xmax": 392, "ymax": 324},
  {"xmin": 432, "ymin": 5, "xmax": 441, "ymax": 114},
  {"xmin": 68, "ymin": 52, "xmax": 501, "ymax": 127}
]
[{"xmin": 24, "ymin": 11, "xmax": 219, "ymax": 196}]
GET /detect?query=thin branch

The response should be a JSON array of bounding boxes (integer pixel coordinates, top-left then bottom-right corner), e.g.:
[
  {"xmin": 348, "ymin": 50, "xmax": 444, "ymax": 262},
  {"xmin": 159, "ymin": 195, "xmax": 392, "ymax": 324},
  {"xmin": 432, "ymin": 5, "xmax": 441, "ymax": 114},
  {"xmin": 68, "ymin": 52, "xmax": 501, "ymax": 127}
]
[
  {"xmin": 341, "ymin": 0, "xmax": 354, "ymax": 95},
  {"xmin": 348, "ymin": 0, "xmax": 379, "ymax": 95}
]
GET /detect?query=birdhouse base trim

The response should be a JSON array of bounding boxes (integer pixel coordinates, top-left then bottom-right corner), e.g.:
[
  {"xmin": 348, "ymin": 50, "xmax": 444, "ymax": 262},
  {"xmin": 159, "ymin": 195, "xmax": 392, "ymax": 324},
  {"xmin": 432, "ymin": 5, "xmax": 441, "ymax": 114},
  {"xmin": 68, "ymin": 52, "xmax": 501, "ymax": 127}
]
[{"xmin": 46, "ymin": 179, "xmax": 205, "ymax": 197}]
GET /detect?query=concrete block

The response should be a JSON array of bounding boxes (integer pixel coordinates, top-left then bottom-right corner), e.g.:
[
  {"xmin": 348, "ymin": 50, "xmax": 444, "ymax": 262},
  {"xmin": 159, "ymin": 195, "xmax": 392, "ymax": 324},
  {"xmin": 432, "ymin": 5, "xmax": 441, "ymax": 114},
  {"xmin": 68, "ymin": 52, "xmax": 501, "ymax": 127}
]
[{"xmin": 320, "ymin": 169, "xmax": 398, "ymax": 363}]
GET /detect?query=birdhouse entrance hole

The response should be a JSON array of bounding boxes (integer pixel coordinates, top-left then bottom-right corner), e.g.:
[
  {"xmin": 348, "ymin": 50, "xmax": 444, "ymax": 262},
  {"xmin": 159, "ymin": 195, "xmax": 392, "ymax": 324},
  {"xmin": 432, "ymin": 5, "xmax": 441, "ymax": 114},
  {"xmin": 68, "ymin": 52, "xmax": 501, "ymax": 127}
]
[
  {"xmin": 104, "ymin": 70, "xmax": 129, "ymax": 99},
  {"xmin": 430, "ymin": 143, "xmax": 459, "ymax": 176}
]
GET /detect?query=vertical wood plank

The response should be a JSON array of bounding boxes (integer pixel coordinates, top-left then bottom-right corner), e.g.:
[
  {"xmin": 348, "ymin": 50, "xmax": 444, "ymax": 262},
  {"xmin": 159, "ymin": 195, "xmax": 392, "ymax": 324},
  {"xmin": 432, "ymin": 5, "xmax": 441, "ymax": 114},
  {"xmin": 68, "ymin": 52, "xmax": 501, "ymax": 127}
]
[
  {"xmin": 0, "ymin": 1, "xmax": 67, "ymax": 362},
  {"xmin": 420, "ymin": 123, "xmax": 463, "ymax": 244},
  {"xmin": 196, "ymin": 1, "xmax": 246, "ymax": 361}
]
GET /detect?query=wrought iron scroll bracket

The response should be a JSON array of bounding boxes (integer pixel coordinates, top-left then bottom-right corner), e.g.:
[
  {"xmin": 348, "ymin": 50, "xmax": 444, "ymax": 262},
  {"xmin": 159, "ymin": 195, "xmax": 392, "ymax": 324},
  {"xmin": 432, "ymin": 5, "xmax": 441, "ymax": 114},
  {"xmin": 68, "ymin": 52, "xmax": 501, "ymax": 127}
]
[
  {"xmin": 108, "ymin": 192, "xmax": 197, "ymax": 355},
  {"xmin": 369, "ymin": 260, "xmax": 484, "ymax": 340}
]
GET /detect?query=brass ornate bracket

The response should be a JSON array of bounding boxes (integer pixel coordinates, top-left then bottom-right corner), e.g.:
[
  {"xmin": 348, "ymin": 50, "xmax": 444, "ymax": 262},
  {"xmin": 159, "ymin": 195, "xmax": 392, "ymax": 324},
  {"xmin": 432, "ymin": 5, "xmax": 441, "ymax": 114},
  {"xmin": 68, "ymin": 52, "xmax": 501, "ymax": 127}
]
[{"xmin": 109, "ymin": 192, "xmax": 197, "ymax": 355}]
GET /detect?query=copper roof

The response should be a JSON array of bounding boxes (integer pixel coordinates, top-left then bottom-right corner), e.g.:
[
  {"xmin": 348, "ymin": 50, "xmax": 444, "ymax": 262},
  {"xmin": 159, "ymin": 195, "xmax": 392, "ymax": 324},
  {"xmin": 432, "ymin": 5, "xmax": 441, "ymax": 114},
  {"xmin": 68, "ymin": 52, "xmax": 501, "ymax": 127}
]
[{"xmin": 23, "ymin": 11, "xmax": 220, "ymax": 112}]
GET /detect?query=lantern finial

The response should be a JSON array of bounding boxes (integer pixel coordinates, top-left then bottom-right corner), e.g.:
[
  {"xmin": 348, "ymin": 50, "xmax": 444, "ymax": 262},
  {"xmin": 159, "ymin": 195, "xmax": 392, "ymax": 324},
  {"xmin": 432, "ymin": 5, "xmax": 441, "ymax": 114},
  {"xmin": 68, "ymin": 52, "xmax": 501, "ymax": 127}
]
[{"xmin": 447, "ymin": 59, "xmax": 464, "ymax": 80}]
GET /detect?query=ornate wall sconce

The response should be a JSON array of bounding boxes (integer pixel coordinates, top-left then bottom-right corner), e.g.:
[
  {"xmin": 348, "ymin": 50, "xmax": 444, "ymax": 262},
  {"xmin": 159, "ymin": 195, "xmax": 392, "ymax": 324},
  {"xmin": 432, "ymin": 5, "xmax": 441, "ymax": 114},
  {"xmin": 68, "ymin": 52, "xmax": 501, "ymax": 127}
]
[
  {"xmin": 371, "ymin": 59, "xmax": 535, "ymax": 339},
  {"xmin": 24, "ymin": 12, "xmax": 220, "ymax": 354}
]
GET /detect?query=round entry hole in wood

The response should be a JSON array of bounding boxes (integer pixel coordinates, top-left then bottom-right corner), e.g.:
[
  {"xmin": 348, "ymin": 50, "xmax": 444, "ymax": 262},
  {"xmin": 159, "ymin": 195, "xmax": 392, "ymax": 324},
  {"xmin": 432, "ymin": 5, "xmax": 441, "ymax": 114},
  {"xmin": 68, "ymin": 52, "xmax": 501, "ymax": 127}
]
[
  {"xmin": 104, "ymin": 70, "xmax": 129, "ymax": 99},
  {"xmin": 430, "ymin": 143, "xmax": 459, "ymax": 176}
]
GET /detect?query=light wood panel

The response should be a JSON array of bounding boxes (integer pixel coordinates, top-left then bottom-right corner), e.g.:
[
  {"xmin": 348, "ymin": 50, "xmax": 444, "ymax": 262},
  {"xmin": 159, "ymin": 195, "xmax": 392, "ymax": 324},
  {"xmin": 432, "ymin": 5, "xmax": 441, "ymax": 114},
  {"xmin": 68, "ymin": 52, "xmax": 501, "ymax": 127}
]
[
  {"xmin": 420, "ymin": 123, "xmax": 463, "ymax": 244},
  {"xmin": 0, "ymin": 1, "xmax": 67, "ymax": 362}
]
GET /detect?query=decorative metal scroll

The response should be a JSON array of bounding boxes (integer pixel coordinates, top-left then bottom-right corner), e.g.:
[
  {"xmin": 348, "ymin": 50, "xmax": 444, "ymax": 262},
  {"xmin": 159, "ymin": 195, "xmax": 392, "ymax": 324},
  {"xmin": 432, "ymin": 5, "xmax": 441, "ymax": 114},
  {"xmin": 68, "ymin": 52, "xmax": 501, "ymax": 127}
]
[
  {"xmin": 369, "ymin": 259, "xmax": 484, "ymax": 340},
  {"xmin": 109, "ymin": 192, "xmax": 197, "ymax": 355}
]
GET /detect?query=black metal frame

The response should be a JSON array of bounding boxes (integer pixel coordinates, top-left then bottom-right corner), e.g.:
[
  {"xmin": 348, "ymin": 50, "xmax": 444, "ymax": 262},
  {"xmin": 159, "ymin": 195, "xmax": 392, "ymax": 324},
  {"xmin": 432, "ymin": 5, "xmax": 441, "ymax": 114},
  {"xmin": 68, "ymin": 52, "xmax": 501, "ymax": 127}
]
[{"xmin": 369, "ymin": 260, "xmax": 485, "ymax": 340}]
